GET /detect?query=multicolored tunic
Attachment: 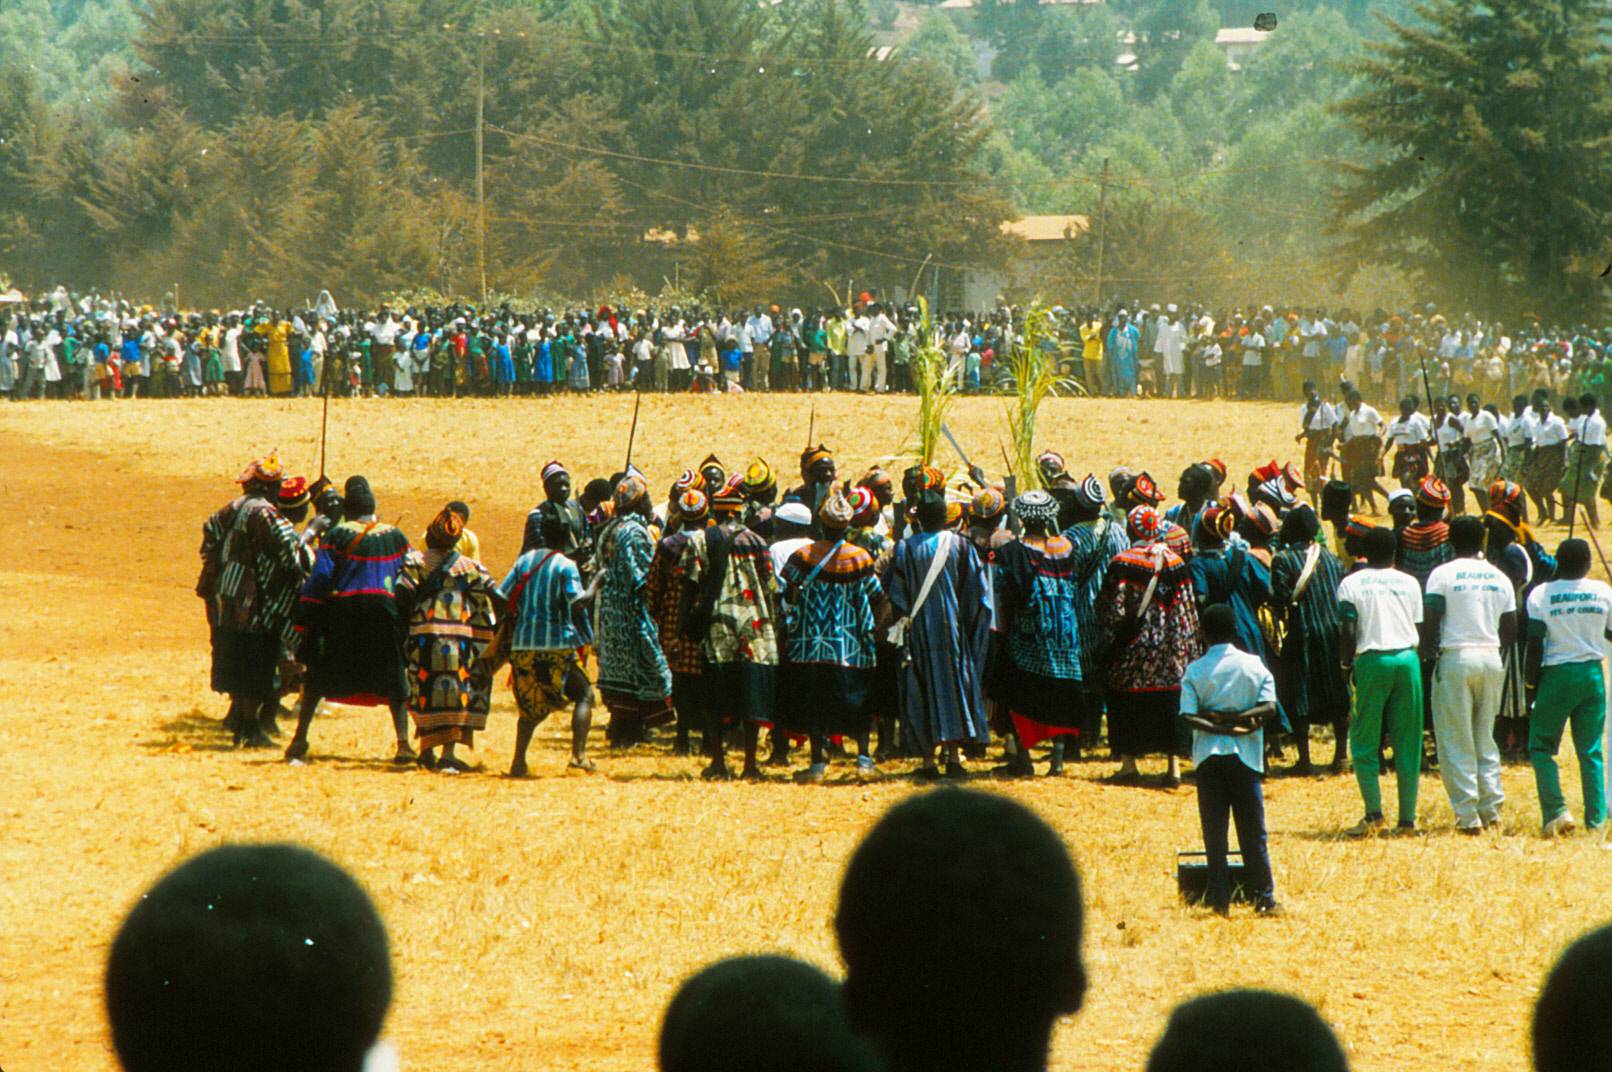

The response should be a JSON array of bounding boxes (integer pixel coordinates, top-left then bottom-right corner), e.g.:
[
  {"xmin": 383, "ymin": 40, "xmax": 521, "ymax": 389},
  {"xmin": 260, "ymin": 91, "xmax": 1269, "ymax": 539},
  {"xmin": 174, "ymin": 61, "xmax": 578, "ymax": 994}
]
[
  {"xmin": 198, "ymin": 494, "xmax": 305, "ymax": 695},
  {"xmin": 646, "ymin": 526, "xmax": 707, "ymax": 677},
  {"xmin": 1063, "ymin": 515, "xmax": 1129, "ymax": 679},
  {"xmin": 1395, "ymin": 521, "xmax": 1452, "ymax": 591},
  {"xmin": 776, "ymin": 539, "xmax": 883, "ymax": 736},
  {"xmin": 1269, "ymin": 543, "xmax": 1349, "ymax": 728},
  {"xmin": 887, "ymin": 530, "xmax": 992, "ymax": 748},
  {"xmin": 395, "ymin": 550, "xmax": 499, "ymax": 750},
  {"xmin": 995, "ymin": 535, "xmax": 1084, "ymax": 743},
  {"xmin": 1096, "ymin": 541, "xmax": 1201, "ymax": 756},
  {"xmin": 296, "ymin": 520, "xmax": 411, "ymax": 705},
  {"xmin": 595, "ymin": 515, "xmax": 673, "ymax": 712},
  {"xmin": 680, "ymin": 522, "xmax": 779, "ymax": 722}
]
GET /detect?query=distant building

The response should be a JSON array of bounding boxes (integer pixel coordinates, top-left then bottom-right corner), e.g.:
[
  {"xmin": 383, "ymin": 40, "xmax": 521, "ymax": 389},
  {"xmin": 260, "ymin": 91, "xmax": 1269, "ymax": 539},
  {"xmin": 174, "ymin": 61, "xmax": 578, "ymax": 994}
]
[
  {"xmin": 922, "ymin": 214, "xmax": 1090, "ymax": 311},
  {"xmin": 1215, "ymin": 26, "xmax": 1272, "ymax": 71}
]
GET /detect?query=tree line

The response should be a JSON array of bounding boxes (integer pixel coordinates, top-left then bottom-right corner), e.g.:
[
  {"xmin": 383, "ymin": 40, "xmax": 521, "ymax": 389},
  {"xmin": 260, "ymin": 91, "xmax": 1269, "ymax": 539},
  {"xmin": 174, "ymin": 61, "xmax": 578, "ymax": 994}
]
[{"xmin": 1, "ymin": 0, "xmax": 1609, "ymax": 321}]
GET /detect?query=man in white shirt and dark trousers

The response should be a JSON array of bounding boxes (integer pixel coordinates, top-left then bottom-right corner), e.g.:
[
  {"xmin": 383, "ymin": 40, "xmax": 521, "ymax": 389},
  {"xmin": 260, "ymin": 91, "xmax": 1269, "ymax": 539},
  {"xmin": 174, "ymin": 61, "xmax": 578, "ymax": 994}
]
[
  {"xmin": 1179, "ymin": 604, "xmax": 1281, "ymax": 917},
  {"xmin": 1337, "ymin": 526, "xmax": 1425, "ymax": 836},
  {"xmin": 1423, "ymin": 516, "xmax": 1517, "ymax": 833},
  {"xmin": 1525, "ymin": 538, "xmax": 1611, "ymax": 836}
]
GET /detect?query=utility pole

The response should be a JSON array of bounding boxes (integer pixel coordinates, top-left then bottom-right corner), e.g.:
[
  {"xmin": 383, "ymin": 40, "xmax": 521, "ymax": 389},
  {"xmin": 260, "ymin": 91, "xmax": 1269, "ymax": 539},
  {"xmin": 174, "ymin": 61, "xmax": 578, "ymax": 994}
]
[
  {"xmin": 475, "ymin": 30, "xmax": 487, "ymax": 307},
  {"xmin": 1092, "ymin": 157, "xmax": 1109, "ymax": 307}
]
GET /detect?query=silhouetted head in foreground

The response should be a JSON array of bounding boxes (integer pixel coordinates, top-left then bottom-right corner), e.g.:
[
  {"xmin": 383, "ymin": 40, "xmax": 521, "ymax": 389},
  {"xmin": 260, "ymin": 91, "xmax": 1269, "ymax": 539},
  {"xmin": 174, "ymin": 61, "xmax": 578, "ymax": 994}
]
[
  {"xmin": 1534, "ymin": 923, "xmax": 1612, "ymax": 1072},
  {"xmin": 1147, "ymin": 989, "xmax": 1349, "ymax": 1072},
  {"xmin": 659, "ymin": 955, "xmax": 877, "ymax": 1072},
  {"xmin": 835, "ymin": 788, "xmax": 1085, "ymax": 1072},
  {"xmin": 106, "ymin": 844, "xmax": 391, "ymax": 1072}
]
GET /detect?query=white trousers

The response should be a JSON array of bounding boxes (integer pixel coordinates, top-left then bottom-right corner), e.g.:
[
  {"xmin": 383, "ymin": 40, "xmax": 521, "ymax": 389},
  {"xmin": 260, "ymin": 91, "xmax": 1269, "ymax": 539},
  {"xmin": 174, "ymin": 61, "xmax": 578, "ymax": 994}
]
[
  {"xmin": 1432, "ymin": 647, "xmax": 1505, "ymax": 826},
  {"xmin": 855, "ymin": 349, "xmax": 885, "ymax": 392}
]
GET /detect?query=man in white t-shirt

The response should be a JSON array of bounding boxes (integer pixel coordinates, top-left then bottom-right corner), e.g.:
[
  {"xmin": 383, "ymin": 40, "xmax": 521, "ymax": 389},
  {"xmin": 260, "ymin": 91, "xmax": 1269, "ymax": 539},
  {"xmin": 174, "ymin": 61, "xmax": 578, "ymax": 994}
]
[
  {"xmin": 866, "ymin": 303, "xmax": 897, "ymax": 394},
  {"xmin": 1423, "ymin": 516, "xmax": 1517, "ymax": 832},
  {"xmin": 1524, "ymin": 538, "xmax": 1611, "ymax": 836},
  {"xmin": 847, "ymin": 309, "xmax": 872, "ymax": 392},
  {"xmin": 1337, "ymin": 526, "xmax": 1425, "ymax": 836}
]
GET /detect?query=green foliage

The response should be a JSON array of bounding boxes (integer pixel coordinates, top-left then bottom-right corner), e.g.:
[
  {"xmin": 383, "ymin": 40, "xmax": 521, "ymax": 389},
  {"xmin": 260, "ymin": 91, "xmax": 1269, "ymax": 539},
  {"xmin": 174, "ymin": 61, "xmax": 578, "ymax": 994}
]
[
  {"xmin": 1333, "ymin": 0, "xmax": 1612, "ymax": 319},
  {"xmin": 1001, "ymin": 302, "xmax": 1064, "ymax": 491},
  {"xmin": 907, "ymin": 11, "xmax": 977, "ymax": 85},
  {"xmin": 909, "ymin": 296, "xmax": 961, "ymax": 468}
]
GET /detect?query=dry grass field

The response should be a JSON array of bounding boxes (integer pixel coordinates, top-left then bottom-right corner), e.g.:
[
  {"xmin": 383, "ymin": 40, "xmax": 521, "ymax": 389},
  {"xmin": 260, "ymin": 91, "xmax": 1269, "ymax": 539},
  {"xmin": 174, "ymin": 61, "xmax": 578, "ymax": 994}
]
[{"xmin": 3, "ymin": 392, "xmax": 1611, "ymax": 1072}]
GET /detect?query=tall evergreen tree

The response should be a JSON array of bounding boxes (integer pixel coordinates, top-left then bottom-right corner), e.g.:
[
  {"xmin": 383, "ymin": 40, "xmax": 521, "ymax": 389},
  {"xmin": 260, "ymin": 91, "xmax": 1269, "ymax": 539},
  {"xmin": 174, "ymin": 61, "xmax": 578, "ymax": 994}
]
[{"xmin": 1334, "ymin": 0, "xmax": 1612, "ymax": 319}]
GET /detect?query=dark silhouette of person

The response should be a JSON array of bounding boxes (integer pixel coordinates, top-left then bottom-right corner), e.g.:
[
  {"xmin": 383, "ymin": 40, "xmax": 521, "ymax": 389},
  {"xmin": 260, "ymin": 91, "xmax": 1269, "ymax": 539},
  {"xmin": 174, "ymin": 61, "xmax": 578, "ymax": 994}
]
[
  {"xmin": 106, "ymin": 844, "xmax": 392, "ymax": 1072},
  {"xmin": 834, "ymin": 788, "xmax": 1086, "ymax": 1072},
  {"xmin": 1534, "ymin": 923, "xmax": 1612, "ymax": 1072},
  {"xmin": 1147, "ymin": 989, "xmax": 1349, "ymax": 1072}
]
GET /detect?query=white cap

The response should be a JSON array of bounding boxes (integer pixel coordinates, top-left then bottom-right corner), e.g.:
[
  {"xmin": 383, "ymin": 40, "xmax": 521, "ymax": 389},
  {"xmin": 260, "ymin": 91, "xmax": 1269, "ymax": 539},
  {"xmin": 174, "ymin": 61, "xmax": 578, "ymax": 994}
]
[{"xmin": 775, "ymin": 502, "xmax": 813, "ymax": 527}]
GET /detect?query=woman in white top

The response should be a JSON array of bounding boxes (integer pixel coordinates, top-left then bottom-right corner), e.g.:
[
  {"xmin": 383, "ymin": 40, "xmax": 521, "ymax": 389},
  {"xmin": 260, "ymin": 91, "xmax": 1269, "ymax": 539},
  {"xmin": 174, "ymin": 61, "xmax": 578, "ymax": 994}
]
[
  {"xmin": 1562, "ymin": 391, "xmax": 1606, "ymax": 528},
  {"xmin": 1382, "ymin": 395, "xmax": 1433, "ymax": 489},
  {"xmin": 1339, "ymin": 387, "xmax": 1389, "ymax": 513},
  {"xmin": 1523, "ymin": 396, "xmax": 1569, "ymax": 522},
  {"xmin": 1463, "ymin": 393, "xmax": 1504, "ymax": 510},
  {"xmin": 1429, "ymin": 395, "xmax": 1468, "ymax": 514}
]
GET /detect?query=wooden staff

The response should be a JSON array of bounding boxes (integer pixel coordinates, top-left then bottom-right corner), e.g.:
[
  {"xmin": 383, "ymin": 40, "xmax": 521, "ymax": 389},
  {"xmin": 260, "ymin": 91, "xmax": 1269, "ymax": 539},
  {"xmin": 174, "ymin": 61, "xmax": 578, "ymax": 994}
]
[
  {"xmin": 318, "ymin": 338, "xmax": 334, "ymax": 478},
  {"xmin": 624, "ymin": 390, "xmax": 642, "ymax": 473}
]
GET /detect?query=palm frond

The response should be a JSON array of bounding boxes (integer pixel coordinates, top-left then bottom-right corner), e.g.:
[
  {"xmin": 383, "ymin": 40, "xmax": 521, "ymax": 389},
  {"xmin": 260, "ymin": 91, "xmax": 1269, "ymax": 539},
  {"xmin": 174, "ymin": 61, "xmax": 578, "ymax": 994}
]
[
  {"xmin": 1002, "ymin": 302, "xmax": 1064, "ymax": 492},
  {"xmin": 910, "ymin": 295, "xmax": 960, "ymax": 468}
]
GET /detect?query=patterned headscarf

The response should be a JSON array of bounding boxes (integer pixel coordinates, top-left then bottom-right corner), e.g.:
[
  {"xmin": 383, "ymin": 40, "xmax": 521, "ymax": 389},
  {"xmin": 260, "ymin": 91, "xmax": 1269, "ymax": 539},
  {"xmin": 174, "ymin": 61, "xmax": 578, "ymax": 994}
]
[
  {"xmin": 1280, "ymin": 462, "xmax": 1304, "ymax": 493},
  {"xmin": 1250, "ymin": 460, "xmax": 1282, "ymax": 487},
  {"xmin": 1015, "ymin": 490, "xmax": 1060, "ymax": 530},
  {"xmin": 1036, "ymin": 450, "xmax": 1067, "ymax": 479},
  {"xmin": 1416, "ymin": 476, "xmax": 1452, "ymax": 509},
  {"xmin": 426, "ymin": 504, "xmax": 465, "ymax": 550},
  {"xmin": 276, "ymin": 475, "xmax": 310, "ymax": 510},
  {"xmin": 972, "ymin": 487, "xmax": 1007, "ymax": 522},
  {"xmin": 1074, "ymin": 473, "xmax": 1107, "ymax": 509},
  {"xmin": 614, "ymin": 473, "xmax": 650, "ymax": 513},
  {"xmin": 1127, "ymin": 505, "xmax": 1164, "ymax": 543},
  {"xmin": 916, "ymin": 465, "xmax": 947, "ymax": 492},
  {"xmin": 1198, "ymin": 504, "xmax": 1232, "ymax": 545},
  {"xmin": 675, "ymin": 487, "xmax": 709, "ymax": 522},
  {"xmin": 540, "ymin": 460, "xmax": 568, "ymax": 484},
  {"xmin": 1253, "ymin": 477, "xmax": 1296, "ymax": 512},
  {"xmin": 671, "ymin": 468, "xmax": 700, "ymax": 494},
  {"xmin": 742, "ymin": 458, "xmax": 776, "ymax": 496},
  {"xmin": 1486, "ymin": 480, "xmax": 1533, "ymax": 544},
  {"xmin": 801, "ymin": 443, "xmax": 833, "ymax": 476},
  {"xmin": 236, "ymin": 453, "xmax": 283, "ymax": 486},
  {"xmin": 711, "ymin": 473, "xmax": 748, "ymax": 513},
  {"xmin": 1127, "ymin": 471, "xmax": 1164, "ymax": 506},
  {"xmin": 820, "ymin": 490, "xmax": 856, "ymax": 531},
  {"xmin": 699, "ymin": 453, "xmax": 726, "ymax": 479},
  {"xmin": 848, "ymin": 487, "xmax": 880, "ymax": 527},
  {"xmin": 1163, "ymin": 520, "xmax": 1194, "ymax": 561}
]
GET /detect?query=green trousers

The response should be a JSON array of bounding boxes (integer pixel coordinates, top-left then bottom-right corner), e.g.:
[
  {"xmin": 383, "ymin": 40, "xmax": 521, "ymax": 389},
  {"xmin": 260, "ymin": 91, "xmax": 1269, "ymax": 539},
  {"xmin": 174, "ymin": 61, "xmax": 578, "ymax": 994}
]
[
  {"xmin": 1349, "ymin": 648, "xmax": 1423, "ymax": 824},
  {"xmin": 1529, "ymin": 660, "xmax": 1607, "ymax": 828}
]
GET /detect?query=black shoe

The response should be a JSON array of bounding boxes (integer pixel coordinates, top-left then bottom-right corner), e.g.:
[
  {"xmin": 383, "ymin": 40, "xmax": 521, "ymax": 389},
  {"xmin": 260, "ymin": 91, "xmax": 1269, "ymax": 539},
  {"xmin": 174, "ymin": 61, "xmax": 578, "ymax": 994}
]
[
  {"xmin": 284, "ymin": 739, "xmax": 310, "ymax": 763},
  {"xmin": 991, "ymin": 756, "xmax": 1034, "ymax": 779},
  {"xmin": 1255, "ymin": 898, "xmax": 1285, "ymax": 917}
]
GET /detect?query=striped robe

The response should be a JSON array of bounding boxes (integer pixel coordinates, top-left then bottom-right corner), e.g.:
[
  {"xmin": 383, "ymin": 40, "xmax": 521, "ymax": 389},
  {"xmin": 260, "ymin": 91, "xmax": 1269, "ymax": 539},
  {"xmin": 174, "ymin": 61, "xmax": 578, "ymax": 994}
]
[{"xmin": 888, "ymin": 530, "xmax": 992, "ymax": 748}]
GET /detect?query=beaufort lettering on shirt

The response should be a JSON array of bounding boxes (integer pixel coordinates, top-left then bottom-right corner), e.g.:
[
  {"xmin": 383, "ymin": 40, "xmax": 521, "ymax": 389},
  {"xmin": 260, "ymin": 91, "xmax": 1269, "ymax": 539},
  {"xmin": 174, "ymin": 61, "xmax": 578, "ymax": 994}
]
[{"xmin": 1527, "ymin": 578, "xmax": 1612, "ymax": 666}]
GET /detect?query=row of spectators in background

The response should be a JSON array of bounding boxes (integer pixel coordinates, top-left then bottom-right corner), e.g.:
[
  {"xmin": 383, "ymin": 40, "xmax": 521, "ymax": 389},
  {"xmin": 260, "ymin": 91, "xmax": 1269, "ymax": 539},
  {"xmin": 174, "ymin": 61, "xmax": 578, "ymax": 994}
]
[{"xmin": 3, "ymin": 287, "xmax": 1607, "ymax": 405}]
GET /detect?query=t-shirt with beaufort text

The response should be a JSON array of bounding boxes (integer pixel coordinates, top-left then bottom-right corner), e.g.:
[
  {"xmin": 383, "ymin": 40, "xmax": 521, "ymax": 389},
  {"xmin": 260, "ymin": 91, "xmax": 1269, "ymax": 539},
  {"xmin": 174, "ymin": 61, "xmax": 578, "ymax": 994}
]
[
  {"xmin": 1425, "ymin": 557, "xmax": 1515, "ymax": 649},
  {"xmin": 1526, "ymin": 578, "xmax": 1612, "ymax": 667},
  {"xmin": 1337, "ymin": 567, "xmax": 1423, "ymax": 653}
]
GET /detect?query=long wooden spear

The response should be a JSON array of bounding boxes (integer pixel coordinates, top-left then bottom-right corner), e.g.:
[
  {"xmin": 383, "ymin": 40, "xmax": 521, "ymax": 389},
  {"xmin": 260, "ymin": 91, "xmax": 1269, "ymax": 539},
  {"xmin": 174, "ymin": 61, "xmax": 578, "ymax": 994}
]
[{"xmin": 624, "ymin": 390, "xmax": 642, "ymax": 473}]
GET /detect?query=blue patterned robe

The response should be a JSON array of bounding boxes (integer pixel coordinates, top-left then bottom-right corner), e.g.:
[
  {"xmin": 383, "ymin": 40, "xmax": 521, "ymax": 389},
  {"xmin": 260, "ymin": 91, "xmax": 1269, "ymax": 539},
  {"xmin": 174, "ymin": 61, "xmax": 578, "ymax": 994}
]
[
  {"xmin": 1063, "ymin": 515, "xmax": 1130, "ymax": 679},
  {"xmin": 888, "ymin": 530, "xmax": 991, "ymax": 747},
  {"xmin": 596, "ymin": 515, "xmax": 672, "ymax": 703}
]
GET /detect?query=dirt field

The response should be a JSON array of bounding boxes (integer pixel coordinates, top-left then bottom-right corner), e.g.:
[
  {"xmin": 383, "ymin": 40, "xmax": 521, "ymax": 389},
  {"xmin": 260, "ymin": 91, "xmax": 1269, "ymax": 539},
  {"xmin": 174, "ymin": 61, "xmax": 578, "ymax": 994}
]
[{"xmin": 3, "ymin": 393, "xmax": 1610, "ymax": 1072}]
